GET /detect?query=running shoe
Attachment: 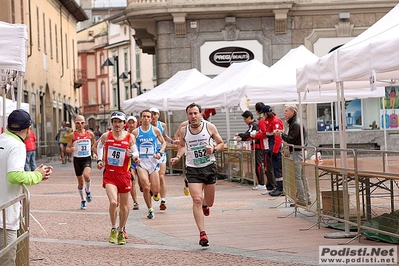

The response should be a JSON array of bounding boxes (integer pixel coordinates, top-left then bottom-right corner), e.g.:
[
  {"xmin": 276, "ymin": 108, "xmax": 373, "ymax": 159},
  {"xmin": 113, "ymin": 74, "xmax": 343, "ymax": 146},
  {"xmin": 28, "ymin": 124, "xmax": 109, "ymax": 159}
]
[
  {"xmin": 133, "ymin": 202, "xmax": 139, "ymax": 210},
  {"xmin": 67, "ymin": 158, "xmax": 72, "ymax": 163},
  {"xmin": 152, "ymin": 194, "xmax": 160, "ymax": 201},
  {"xmin": 159, "ymin": 201, "xmax": 167, "ymax": 210},
  {"xmin": 109, "ymin": 228, "xmax": 118, "ymax": 243},
  {"xmin": 261, "ymin": 190, "xmax": 271, "ymax": 195},
  {"xmin": 252, "ymin": 184, "xmax": 266, "ymax": 190},
  {"xmin": 199, "ymin": 231, "xmax": 209, "ymax": 247},
  {"xmin": 86, "ymin": 191, "xmax": 92, "ymax": 202},
  {"xmin": 269, "ymin": 188, "xmax": 284, "ymax": 197},
  {"xmin": 59, "ymin": 157, "xmax": 63, "ymax": 161},
  {"xmin": 80, "ymin": 201, "xmax": 86, "ymax": 210},
  {"xmin": 123, "ymin": 227, "xmax": 128, "ymax": 239},
  {"xmin": 117, "ymin": 231, "xmax": 126, "ymax": 245},
  {"xmin": 147, "ymin": 208, "xmax": 155, "ymax": 219},
  {"xmin": 202, "ymin": 205, "xmax": 210, "ymax": 216},
  {"xmin": 62, "ymin": 159, "xmax": 67, "ymax": 164}
]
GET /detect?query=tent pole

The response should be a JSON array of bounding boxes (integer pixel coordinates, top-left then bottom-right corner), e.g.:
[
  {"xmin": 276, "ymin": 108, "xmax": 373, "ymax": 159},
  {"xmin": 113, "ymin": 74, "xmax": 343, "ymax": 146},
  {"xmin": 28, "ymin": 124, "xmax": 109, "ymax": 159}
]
[
  {"xmin": 331, "ymin": 102, "xmax": 335, "ymax": 148},
  {"xmin": 225, "ymin": 108, "xmax": 230, "ymax": 140},
  {"xmin": 382, "ymin": 91, "xmax": 388, "ymax": 165},
  {"xmin": 2, "ymin": 87, "xmax": 6, "ymax": 132},
  {"xmin": 382, "ymin": 87, "xmax": 388, "ymax": 152},
  {"xmin": 164, "ymin": 110, "xmax": 172, "ymax": 138},
  {"xmin": 339, "ymin": 81, "xmax": 350, "ymax": 235},
  {"xmin": 17, "ymin": 72, "xmax": 24, "ymax": 109},
  {"xmin": 224, "ymin": 93, "xmax": 231, "ymax": 140},
  {"xmin": 297, "ymin": 92, "xmax": 306, "ymax": 162}
]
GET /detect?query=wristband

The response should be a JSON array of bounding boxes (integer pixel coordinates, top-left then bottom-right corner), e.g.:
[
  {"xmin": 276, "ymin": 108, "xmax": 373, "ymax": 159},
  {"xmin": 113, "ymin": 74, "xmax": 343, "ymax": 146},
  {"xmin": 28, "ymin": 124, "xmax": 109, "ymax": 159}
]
[{"xmin": 97, "ymin": 160, "xmax": 103, "ymax": 164}]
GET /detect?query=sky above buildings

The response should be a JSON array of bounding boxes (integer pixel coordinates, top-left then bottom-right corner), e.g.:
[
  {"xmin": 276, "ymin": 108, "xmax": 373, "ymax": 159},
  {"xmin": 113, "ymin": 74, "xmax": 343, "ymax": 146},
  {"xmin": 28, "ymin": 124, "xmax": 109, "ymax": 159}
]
[{"xmin": 93, "ymin": 0, "xmax": 127, "ymax": 7}]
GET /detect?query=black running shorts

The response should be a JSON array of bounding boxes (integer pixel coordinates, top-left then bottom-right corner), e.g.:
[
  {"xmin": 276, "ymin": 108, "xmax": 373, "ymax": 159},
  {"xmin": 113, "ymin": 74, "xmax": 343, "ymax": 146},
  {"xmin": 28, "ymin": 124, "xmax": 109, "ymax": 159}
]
[
  {"xmin": 185, "ymin": 163, "xmax": 217, "ymax": 185},
  {"xmin": 73, "ymin": 156, "xmax": 92, "ymax": 176}
]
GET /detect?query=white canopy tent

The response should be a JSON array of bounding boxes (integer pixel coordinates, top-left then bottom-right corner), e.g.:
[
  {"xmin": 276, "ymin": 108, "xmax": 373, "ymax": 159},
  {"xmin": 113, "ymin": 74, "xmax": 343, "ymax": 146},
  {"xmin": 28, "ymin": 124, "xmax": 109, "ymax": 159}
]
[
  {"xmin": 0, "ymin": 96, "xmax": 29, "ymax": 115},
  {"xmin": 297, "ymin": 3, "xmax": 399, "ymax": 92},
  {"xmin": 297, "ymin": 3, "xmax": 399, "ymax": 151},
  {"xmin": 167, "ymin": 60, "xmax": 269, "ymax": 138},
  {"xmin": 238, "ymin": 45, "xmax": 377, "ymax": 107},
  {"xmin": 122, "ymin": 68, "xmax": 210, "ymax": 113},
  {"xmin": 0, "ymin": 21, "xmax": 28, "ymax": 72},
  {"xmin": 242, "ymin": 45, "xmax": 384, "ymax": 107},
  {"xmin": 240, "ymin": 45, "xmax": 384, "ymax": 148},
  {"xmin": 296, "ymin": 4, "xmax": 399, "ymax": 237},
  {"xmin": 167, "ymin": 60, "xmax": 269, "ymax": 110},
  {"xmin": 0, "ymin": 21, "xmax": 28, "ymax": 130}
]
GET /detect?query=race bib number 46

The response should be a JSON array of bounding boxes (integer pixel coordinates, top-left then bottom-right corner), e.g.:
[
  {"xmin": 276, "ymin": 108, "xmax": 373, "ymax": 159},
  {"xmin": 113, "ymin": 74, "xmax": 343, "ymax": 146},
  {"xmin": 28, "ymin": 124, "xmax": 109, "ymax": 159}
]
[{"xmin": 107, "ymin": 146, "xmax": 126, "ymax": 167}]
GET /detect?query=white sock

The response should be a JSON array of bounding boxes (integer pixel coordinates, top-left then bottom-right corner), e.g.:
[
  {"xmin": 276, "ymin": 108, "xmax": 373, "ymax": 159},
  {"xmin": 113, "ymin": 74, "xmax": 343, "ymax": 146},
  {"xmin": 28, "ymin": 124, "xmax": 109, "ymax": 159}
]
[
  {"xmin": 161, "ymin": 198, "xmax": 166, "ymax": 202},
  {"xmin": 85, "ymin": 180, "xmax": 91, "ymax": 193},
  {"xmin": 78, "ymin": 189, "xmax": 85, "ymax": 201}
]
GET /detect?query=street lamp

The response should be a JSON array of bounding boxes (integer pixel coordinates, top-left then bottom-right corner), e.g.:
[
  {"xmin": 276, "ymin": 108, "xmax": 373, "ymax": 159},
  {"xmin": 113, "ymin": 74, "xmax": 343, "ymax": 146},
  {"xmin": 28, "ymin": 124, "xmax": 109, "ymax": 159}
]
[
  {"xmin": 102, "ymin": 56, "xmax": 121, "ymax": 111},
  {"xmin": 132, "ymin": 82, "xmax": 141, "ymax": 96},
  {"xmin": 120, "ymin": 71, "xmax": 142, "ymax": 97},
  {"xmin": 119, "ymin": 71, "xmax": 132, "ymax": 98}
]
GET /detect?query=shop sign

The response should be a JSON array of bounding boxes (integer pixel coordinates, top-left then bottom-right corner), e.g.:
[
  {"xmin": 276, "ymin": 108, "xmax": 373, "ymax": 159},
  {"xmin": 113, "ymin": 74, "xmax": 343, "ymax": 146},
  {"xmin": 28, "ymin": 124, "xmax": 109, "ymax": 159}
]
[{"xmin": 209, "ymin": 47, "xmax": 254, "ymax": 67}]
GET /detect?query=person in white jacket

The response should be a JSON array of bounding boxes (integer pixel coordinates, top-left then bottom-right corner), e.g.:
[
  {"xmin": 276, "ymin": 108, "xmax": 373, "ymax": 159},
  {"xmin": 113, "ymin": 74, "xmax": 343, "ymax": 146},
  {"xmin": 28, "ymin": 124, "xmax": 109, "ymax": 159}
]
[{"xmin": 0, "ymin": 109, "xmax": 52, "ymax": 265}]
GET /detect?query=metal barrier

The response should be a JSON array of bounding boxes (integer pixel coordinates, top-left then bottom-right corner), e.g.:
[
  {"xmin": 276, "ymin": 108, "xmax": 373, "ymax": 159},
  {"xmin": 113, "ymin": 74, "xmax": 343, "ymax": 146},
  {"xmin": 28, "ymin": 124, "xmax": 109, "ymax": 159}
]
[
  {"xmin": 0, "ymin": 185, "xmax": 30, "ymax": 266},
  {"xmin": 165, "ymin": 144, "xmax": 256, "ymax": 184},
  {"xmin": 313, "ymin": 147, "xmax": 359, "ymax": 238},
  {"xmin": 283, "ymin": 145, "xmax": 399, "ymax": 244},
  {"xmin": 165, "ymin": 145, "xmax": 185, "ymax": 174},
  {"xmin": 37, "ymin": 140, "xmax": 61, "ymax": 162},
  {"xmin": 281, "ymin": 145, "xmax": 318, "ymax": 216},
  {"xmin": 354, "ymin": 149, "xmax": 399, "ymax": 243}
]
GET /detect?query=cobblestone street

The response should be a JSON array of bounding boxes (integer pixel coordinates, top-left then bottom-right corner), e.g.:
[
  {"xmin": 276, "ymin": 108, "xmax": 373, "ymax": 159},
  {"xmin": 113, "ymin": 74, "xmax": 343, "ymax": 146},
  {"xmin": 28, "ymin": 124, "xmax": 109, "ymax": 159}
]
[{"xmin": 25, "ymin": 158, "xmax": 387, "ymax": 265}]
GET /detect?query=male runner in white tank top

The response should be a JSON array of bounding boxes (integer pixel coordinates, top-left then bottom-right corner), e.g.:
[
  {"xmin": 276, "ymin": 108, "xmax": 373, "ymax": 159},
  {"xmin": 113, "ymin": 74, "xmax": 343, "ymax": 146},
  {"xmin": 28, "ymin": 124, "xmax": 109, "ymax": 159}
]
[{"xmin": 170, "ymin": 103, "xmax": 224, "ymax": 247}]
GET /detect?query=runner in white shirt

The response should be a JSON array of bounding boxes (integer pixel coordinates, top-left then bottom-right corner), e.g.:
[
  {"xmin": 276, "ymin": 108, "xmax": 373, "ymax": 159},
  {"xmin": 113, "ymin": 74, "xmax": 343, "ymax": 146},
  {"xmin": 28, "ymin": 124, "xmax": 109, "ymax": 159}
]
[{"xmin": 170, "ymin": 103, "xmax": 224, "ymax": 247}]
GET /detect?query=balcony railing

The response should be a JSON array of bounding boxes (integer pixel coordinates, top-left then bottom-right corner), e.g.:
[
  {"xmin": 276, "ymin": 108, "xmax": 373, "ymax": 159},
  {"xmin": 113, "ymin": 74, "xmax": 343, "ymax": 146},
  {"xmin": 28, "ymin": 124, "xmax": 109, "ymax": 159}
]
[
  {"xmin": 74, "ymin": 69, "xmax": 87, "ymax": 88},
  {"xmin": 82, "ymin": 103, "xmax": 109, "ymax": 115}
]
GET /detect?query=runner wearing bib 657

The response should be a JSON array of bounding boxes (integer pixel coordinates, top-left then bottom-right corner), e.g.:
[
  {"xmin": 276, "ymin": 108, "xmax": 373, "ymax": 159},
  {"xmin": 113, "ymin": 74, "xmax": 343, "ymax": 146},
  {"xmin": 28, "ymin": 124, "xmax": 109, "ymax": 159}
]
[{"xmin": 170, "ymin": 103, "xmax": 224, "ymax": 247}]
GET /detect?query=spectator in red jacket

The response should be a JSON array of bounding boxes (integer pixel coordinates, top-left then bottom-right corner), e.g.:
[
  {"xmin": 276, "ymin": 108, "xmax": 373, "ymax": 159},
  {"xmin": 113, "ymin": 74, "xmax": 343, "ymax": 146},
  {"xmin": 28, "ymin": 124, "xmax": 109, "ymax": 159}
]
[
  {"xmin": 261, "ymin": 105, "xmax": 284, "ymax": 197},
  {"xmin": 251, "ymin": 102, "xmax": 275, "ymax": 191},
  {"xmin": 236, "ymin": 110, "xmax": 266, "ymax": 191},
  {"xmin": 24, "ymin": 129, "xmax": 37, "ymax": 171}
]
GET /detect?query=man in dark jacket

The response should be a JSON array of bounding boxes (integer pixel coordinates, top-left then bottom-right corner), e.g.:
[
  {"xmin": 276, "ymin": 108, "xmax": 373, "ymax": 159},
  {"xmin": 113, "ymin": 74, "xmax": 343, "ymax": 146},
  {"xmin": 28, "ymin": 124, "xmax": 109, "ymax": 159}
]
[
  {"xmin": 275, "ymin": 104, "xmax": 310, "ymax": 205},
  {"xmin": 236, "ymin": 110, "xmax": 265, "ymax": 190}
]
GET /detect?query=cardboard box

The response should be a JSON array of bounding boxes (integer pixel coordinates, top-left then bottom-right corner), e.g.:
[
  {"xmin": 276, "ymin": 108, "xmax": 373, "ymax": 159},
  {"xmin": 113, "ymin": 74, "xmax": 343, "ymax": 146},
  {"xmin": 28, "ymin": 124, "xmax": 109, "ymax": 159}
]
[{"xmin": 321, "ymin": 190, "xmax": 348, "ymax": 216}]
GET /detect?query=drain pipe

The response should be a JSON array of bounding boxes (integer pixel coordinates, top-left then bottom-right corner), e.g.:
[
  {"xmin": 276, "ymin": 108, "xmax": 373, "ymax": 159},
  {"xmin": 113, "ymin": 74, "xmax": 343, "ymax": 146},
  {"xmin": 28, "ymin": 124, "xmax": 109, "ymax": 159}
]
[
  {"xmin": 27, "ymin": 0, "xmax": 33, "ymax": 57},
  {"xmin": 59, "ymin": 3, "xmax": 64, "ymax": 78}
]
